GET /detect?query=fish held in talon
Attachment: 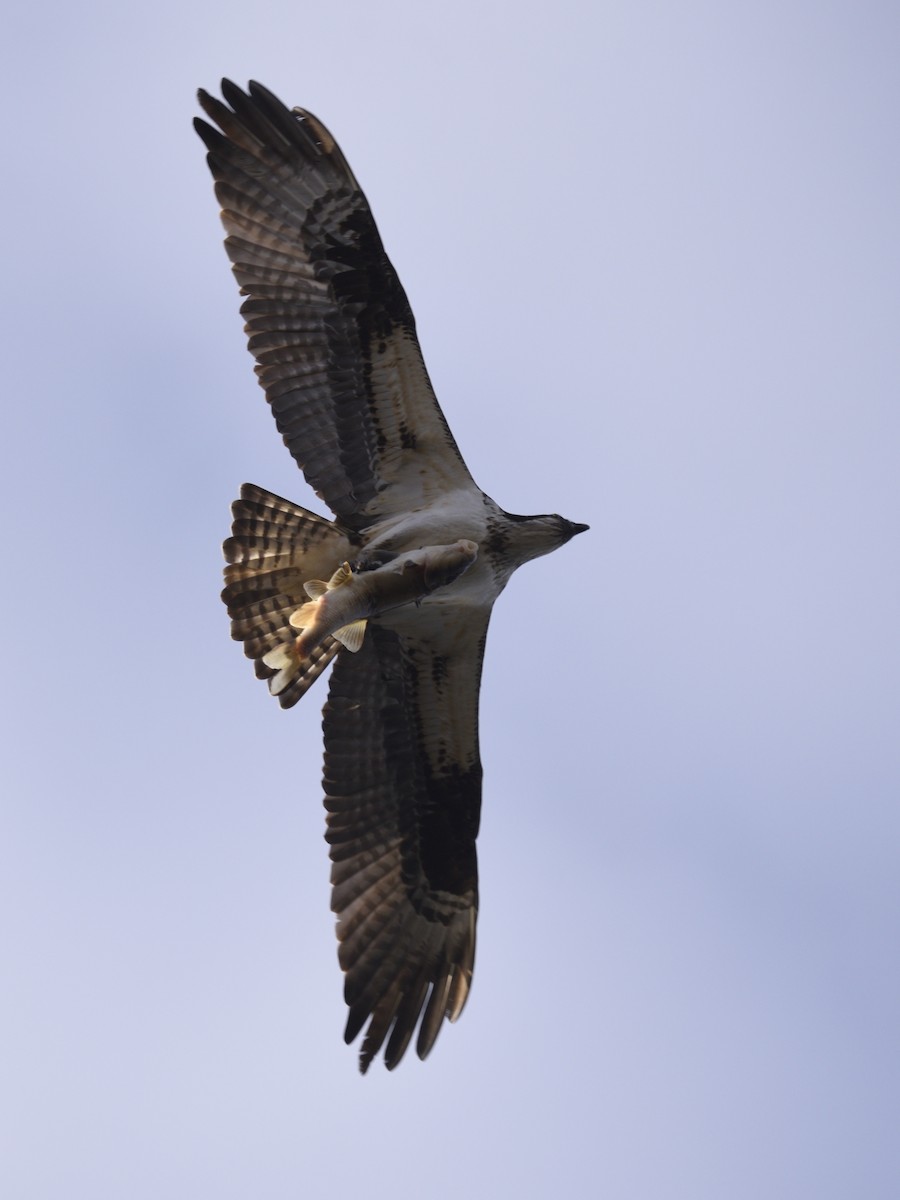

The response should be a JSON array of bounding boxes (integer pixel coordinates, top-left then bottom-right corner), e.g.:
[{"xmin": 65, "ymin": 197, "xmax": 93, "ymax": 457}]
[{"xmin": 288, "ymin": 540, "xmax": 480, "ymax": 660}]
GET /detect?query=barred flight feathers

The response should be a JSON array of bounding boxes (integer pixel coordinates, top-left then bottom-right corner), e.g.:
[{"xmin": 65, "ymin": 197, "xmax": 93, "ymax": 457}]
[
  {"xmin": 323, "ymin": 622, "xmax": 483, "ymax": 1072},
  {"xmin": 222, "ymin": 484, "xmax": 358, "ymax": 707},
  {"xmin": 195, "ymin": 81, "xmax": 474, "ymax": 527}
]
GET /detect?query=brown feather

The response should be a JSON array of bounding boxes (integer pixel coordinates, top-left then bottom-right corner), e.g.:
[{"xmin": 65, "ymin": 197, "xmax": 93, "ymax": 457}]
[
  {"xmin": 221, "ymin": 484, "xmax": 355, "ymax": 706},
  {"xmin": 323, "ymin": 621, "xmax": 484, "ymax": 1070},
  {"xmin": 196, "ymin": 81, "xmax": 475, "ymax": 525}
]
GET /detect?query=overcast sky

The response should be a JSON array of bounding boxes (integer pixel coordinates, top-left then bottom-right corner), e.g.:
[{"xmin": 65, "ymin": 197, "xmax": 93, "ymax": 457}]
[{"xmin": 3, "ymin": 2, "xmax": 899, "ymax": 1197}]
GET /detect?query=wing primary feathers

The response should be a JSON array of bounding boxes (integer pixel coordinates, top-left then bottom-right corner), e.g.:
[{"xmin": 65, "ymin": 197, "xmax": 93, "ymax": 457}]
[
  {"xmin": 247, "ymin": 81, "xmax": 331, "ymax": 160},
  {"xmin": 383, "ymin": 975, "xmax": 431, "ymax": 1069},
  {"xmin": 416, "ymin": 975, "xmax": 454, "ymax": 1062}
]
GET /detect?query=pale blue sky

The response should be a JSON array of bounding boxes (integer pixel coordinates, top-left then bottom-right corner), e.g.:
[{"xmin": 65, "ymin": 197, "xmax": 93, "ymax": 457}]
[{"xmin": 3, "ymin": 2, "xmax": 899, "ymax": 1197}]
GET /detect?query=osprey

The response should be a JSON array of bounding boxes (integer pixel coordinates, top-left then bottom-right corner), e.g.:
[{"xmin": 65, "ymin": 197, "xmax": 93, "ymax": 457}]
[{"xmin": 195, "ymin": 80, "xmax": 588, "ymax": 1072}]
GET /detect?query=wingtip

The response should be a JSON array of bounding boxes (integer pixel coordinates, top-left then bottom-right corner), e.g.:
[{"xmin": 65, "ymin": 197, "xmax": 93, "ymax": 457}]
[
  {"xmin": 248, "ymin": 79, "xmax": 279, "ymax": 105},
  {"xmin": 219, "ymin": 77, "xmax": 243, "ymax": 105},
  {"xmin": 192, "ymin": 113, "xmax": 222, "ymax": 152},
  {"xmin": 357, "ymin": 1051, "xmax": 373, "ymax": 1075}
]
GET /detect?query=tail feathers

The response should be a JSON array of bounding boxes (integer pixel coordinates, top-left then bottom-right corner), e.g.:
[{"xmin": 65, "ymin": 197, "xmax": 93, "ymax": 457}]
[
  {"xmin": 261, "ymin": 631, "xmax": 353, "ymax": 696},
  {"xmin": 222, "ymin": 484, "xmax": 358, "ymax": 706},
  {"xmin": 225, "ymin": 484, "xmax": 357, "ymax": 577},
  {"xmin": 261, "ymin": 636, "xmax": 341, "ymax": 708}
]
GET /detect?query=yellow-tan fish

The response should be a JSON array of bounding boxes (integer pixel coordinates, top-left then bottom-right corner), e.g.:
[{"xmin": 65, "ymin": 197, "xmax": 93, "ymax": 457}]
[{"xmin": 262, "ymin": 540, "xmax": 478, "ymax": 694}]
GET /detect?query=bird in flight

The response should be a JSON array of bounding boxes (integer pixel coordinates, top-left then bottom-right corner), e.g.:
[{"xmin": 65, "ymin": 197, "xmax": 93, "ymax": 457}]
[{"xmin": 195, "ymin": 80, "xmax": 588, "ymax": 1072}]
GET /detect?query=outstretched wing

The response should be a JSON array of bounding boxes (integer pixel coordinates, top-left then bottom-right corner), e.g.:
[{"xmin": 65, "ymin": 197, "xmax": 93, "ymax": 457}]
[
  {"xmin": 195, "ymin": 80, "xmax": 476, "ymax": 527},
  {"xmin": 323, "ymin": 612, "xmax": 488, "ymax": 1071}
]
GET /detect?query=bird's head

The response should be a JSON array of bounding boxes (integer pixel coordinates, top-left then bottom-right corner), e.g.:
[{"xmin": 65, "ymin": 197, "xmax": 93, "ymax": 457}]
[{"xmin": 498, "ymin": 510, "xmax": 590, "ymax": 568}]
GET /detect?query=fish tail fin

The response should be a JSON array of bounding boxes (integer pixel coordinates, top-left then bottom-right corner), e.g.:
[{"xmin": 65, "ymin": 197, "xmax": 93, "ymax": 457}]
[{"xmin": 260, "ymin": 640, "xmax": 301, "ymax": 696}]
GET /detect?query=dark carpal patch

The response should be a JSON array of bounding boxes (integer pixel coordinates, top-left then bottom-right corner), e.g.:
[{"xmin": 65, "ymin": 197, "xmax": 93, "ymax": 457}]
[{"xmin": 412, "ymin": 768, "xmax": 481, "ymax": 899}]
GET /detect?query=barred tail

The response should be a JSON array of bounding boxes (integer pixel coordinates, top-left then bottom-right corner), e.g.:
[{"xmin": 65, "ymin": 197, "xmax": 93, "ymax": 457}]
[{"xmin": 221, "ymin": 483, "xmax": 360, "ymax": 708}]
